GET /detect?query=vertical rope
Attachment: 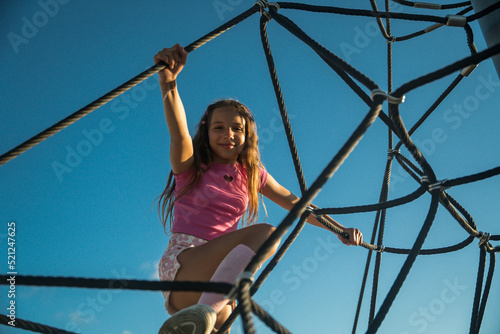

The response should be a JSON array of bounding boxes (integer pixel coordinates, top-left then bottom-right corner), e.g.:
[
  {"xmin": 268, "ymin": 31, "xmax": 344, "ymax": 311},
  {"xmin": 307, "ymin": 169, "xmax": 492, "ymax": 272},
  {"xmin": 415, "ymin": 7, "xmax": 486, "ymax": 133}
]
[
  {"xmin": 369, "ymin": 0, "xmax": 394, "ymax": 326},
  {"xmin": 469, "ymin": 247, "xmax": 486, "ymax": 334},
  {"xmin": 259, "ymin": 13, "xmax": 308, "ymax": 194},
  {"xmin": 475, "ymin": 251, "xmax": 496, "ymax": 333},
  {"xmin": 238, "ymin": 280, "xmax": 255, "ymax": 334},
  {"xmin": 366, "ymin": 192, "xmax": 440, "ymax": 334}
]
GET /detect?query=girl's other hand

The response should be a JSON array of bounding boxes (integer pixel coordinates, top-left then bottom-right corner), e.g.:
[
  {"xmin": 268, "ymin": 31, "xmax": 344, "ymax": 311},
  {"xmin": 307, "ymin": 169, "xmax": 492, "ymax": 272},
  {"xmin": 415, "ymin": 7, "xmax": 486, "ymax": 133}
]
[
  {"xmin": 154, "ymin": 44, "xmax": 188, "ymax": 83},
  {"xmin": 338, "ymin": 227, "xmax": 363, "ymax": 246}
]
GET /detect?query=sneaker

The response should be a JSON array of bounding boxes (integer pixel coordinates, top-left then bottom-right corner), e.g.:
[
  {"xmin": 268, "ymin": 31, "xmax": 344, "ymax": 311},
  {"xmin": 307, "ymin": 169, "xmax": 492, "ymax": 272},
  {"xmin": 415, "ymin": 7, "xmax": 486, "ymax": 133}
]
[{"xmin": 159, "ymin": 304, "xmax": 217, "ymax": 334}]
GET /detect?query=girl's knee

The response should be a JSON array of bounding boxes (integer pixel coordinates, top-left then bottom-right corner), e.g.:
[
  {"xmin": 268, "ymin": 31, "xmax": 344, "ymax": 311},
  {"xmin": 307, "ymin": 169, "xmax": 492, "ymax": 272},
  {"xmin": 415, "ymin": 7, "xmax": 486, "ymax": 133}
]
[
  {"xmin": 249, "ymin": 223, "xmax": 278, "ymax": 254},
  {"xmin": 253, "ymin": 223, "xmax": 276, "ymax": 237}
]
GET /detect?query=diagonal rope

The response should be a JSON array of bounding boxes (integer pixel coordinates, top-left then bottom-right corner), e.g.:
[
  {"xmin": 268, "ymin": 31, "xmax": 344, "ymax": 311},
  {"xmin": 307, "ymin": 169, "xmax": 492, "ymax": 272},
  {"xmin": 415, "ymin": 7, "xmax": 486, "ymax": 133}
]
[{"xmin": 0, "ymin": 3, "xmax": 262, "ymax": 167}]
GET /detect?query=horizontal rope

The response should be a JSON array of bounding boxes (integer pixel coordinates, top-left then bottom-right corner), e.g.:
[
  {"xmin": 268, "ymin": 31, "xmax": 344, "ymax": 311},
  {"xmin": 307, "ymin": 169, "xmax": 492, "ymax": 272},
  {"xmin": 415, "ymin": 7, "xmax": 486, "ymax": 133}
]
[
  {"xmin": 0, "ymin": 314, "xmax": 76, "ymax": 334},
  {"xmin": 0, "ymin": 275, "xmax": 233, "ymax": 293},
  {"xmin": 277, "ymin": 2, "xmax": 448, "ymax": 23},
  {"xmin": 315, "ymin": 185, "xmax": 426, "ymax": 215},
  {"xmin": 392, "ymin": 0, "xmax": 471, "ymax": 10}
]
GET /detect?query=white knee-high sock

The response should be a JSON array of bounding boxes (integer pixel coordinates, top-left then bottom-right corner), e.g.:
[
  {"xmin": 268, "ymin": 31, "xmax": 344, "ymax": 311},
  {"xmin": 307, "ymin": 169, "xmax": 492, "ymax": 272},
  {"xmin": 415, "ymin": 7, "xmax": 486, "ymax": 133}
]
[{"xmin": 198, "ymin": 244, "xmax": 255, "ymax": 314}]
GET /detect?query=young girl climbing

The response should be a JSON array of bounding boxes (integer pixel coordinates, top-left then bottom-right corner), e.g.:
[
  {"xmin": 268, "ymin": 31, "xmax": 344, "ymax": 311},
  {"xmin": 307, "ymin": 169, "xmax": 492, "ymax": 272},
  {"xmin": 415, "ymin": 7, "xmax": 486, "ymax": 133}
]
[{"xmin": 155, "ymin": 44, "xmax": 363, "ymax": 334}]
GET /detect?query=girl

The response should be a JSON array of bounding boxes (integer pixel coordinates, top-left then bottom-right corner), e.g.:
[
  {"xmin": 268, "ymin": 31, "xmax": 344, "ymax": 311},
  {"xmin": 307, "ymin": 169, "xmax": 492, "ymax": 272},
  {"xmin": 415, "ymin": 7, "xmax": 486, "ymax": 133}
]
[{"xmin": 155, "ymin": 44, "xmax": 363, "ymax": 334}]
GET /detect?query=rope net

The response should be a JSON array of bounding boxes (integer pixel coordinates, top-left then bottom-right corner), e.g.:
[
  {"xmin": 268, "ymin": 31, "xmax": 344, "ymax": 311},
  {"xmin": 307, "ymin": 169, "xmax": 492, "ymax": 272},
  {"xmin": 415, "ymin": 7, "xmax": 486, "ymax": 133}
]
[{"xmin": 1, "ymin": 1, "xmax": 500, "ymax": 333}]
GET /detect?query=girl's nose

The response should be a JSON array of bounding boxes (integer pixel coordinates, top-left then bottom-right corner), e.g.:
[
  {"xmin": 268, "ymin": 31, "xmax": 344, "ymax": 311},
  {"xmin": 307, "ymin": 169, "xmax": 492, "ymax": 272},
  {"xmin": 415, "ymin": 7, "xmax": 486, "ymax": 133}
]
[{"xmin": 224, "ymin": 128, "xmax": 234, "ymax": 139}]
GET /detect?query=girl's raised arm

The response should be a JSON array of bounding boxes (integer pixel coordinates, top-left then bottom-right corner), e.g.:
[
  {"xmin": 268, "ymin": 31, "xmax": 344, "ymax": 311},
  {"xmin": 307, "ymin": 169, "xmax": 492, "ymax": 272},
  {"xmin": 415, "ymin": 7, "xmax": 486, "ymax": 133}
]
[{"xmin": 154, "ymin": 44, "xmax": 193, "ymax": 175}]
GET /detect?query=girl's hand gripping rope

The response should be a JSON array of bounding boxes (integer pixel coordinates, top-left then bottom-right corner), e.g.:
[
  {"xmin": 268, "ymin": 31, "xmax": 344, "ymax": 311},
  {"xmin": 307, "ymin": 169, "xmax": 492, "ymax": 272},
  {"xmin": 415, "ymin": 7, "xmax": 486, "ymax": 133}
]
[
  {"xmin": 154, "ymin": 43, "xmax": 188, "ymax": 84},
  {"xmin": 340, "ymin": 227, "xmax": 363, "ymax": 246}
]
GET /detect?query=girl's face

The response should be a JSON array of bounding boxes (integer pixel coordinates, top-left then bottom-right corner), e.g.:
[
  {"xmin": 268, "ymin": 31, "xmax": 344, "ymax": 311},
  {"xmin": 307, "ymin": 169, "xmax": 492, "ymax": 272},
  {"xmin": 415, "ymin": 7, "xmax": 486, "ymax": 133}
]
[{"xmin": 208, "ymin": 107, "xmax": 246, "ymax": 164}]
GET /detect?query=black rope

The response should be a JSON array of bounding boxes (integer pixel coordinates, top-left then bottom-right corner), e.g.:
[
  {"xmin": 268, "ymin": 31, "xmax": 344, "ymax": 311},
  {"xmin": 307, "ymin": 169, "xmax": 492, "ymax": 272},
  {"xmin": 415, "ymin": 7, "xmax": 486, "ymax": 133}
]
[
  {"xmin": 269, "ymin": 8, "xmax": 379, "ymax": 91},
  {"xmin": 391, "ymin": 151, "xmax": 494, "ymax": 246},
  {"xmin": 0, "ymin": 3, "xmax": 261, "ymax": 167},
  {"xmin": 389, "ymin": 103, "xmax": 437, "ymax": 183},
  {"xmin": 267, "ymin": 9, "xmax": 397, "ymax": 132},
  {"xmin": 277, "ymin": 2, "xmax": 449, "ymax": 24},
  {"xmin": 258, "ymin": 13, "xmax": 308, "ymax": 194},
  {"xmin": 466, "ymin": 1, "xmax": 500, "ymax": 22},
  {"xmin": 369, "ymin": 0, "xmax": 391, "ymax": 41},
  {"xmin": 470, "ymin": 247, "xmax": 487, "ymax": 334},
  {"xmin": 393, "ymin": 42, "xmax": 500, "ymax": 98},
  {"xmin": 251, "ymin": 300, "xmax": 292, "ymax": 334},
  {"xmin": 394, "ymin": 73, "xmax": 465, "ymax": 151},
  {"xmin": 445, "ymin": 166, "xmax": 500, "ymax": 188},
  {"xmin": 242, "ymin": 97, "xmax": 383, "ymax": 275},
  {"xmin": 392, "ymin": 0, "xmax": 471, "ymax": 10},
  {"xmin": 0, "ymin": 275, "xmax": 233, "ymax": 293},
  {"xmin": 238, "ymin": 280, "xmax": 255, "ymax": 334},
  {"xmin": 390, "ymin": 153, "xmax": 493, "ymax": 249},
  {"xmin": 387, "ymin": 235, "xmax": 475, "ymax": 255},
  {"xmin": 475, "ymin": 252, "xmax": 496, "ymax": 333},
  {"xmin": 219, "ymin": 212, "xmax": 310, "ymax": 333},
  {"xmin": 315, "ymin": 185, "xmax": 426, "ymax": 215},
  {"xmin": 366, "ymin": 192, "xmax": 440, "ymax": 333},
  {"xmin": 369, "ymin": 160, "xmax": 394, "ymax": 324},
  {"xmin": 394, "ymin": 6, "xmax": 473, "ymax": 42},
  {"xmin": 352, "ymin": 211, "xmax": 379, "ymax": 334},
  {"xmin": 0, "ymin": 314, "xmax": 76, "ymax": 334}
]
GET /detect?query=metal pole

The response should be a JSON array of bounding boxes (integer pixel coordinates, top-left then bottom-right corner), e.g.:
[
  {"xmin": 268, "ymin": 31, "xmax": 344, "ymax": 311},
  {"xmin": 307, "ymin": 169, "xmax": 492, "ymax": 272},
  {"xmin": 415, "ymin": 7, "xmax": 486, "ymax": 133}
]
[{"xmin": 470, "ymin": 0, "xmax": 500, "ymax": 78}]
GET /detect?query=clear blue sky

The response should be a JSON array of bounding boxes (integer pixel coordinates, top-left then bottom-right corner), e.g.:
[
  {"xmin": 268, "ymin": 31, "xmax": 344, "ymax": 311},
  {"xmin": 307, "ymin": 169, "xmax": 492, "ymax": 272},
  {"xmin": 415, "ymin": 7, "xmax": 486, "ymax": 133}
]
[{"xmin": 1, "ymin": 1, "xmax": 499, "ymax": 333}]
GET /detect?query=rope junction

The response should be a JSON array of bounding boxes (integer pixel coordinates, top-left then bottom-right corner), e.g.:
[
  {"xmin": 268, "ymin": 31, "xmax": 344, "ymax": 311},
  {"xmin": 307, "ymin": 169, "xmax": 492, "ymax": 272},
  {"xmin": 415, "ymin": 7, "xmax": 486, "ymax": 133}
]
[{"xmin": 1, "ymin": 1, "xmax": 500, "ymax": 333}]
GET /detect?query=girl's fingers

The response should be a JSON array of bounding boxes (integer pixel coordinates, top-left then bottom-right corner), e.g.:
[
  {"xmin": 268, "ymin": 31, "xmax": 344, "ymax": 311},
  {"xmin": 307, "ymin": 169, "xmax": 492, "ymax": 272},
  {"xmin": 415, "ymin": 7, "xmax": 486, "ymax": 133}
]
[
  {"xmin": 167, "ymin": 54, "xmax": 175, "ymax": 69},
  {"xmin": 179, "ymin": 46, "xmax": 188, "ymax": 65},
  {"xmin": 344, "ymin": 228, "xmax": 362, "ymax": 246},
  {"xmin": 154, "ymin": 44, "xmax": 188, "ymax": 81},
  {"xmin": 156, "ymin": 45, "xmax": 188, "ymax": 66}
]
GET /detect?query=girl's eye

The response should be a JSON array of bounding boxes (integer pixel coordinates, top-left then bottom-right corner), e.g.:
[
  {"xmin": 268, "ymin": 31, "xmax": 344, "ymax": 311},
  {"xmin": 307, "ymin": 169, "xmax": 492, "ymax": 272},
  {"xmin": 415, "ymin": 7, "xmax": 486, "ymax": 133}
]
[{"xmin": 233, "ymin": 127, "xmax": 243, "ymax": 132}]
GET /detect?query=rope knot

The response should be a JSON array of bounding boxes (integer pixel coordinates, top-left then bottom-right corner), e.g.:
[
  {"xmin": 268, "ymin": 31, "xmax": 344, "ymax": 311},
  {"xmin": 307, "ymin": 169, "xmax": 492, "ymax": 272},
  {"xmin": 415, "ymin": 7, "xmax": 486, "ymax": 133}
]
[
  {"xmin": 461, "ymin": 64, "xmax": 478, "ymax": 77},
  {"xmin": 226, "ymin": 271, "xmax": 255, "ymax": 301},
  {"xmin": 255, "ymin": 0, "xmax": 271, "ymax": 20},
  {"xmin": 306, "ymin": 205, "xmax": 320, "ymax": 218},
  {"xmin": 478, "ymin": 232, "xmax": 491, "ymax": 248},
  {"xmin": 254, "ymin": 0, "xmax": 268, "ymax": 13},
  {"xmin": 445, "ymin": 14, "xmax": 467, "ymax": 27},
  {"xmin": 268, "ymin": 2, "xmax": 280, "ymax": 11},
  {"xmin": 428, "ymin": 179, "xmax": 450, "ymax": 192},
  {"xmin": 370, "ymin": 89, "xmax": 405, "ymax": 104},
  {"xmin": 387, "ymin": 149, "xmax": 400, "ymax": 160}
]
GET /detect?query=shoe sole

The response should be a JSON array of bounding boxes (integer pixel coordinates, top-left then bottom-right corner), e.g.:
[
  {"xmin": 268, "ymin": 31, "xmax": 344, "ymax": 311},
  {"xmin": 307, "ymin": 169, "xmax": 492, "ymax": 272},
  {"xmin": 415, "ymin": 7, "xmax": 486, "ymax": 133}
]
[{"xmin": 159, "ymin": 304, "xmax": 216, "ymax": 334}]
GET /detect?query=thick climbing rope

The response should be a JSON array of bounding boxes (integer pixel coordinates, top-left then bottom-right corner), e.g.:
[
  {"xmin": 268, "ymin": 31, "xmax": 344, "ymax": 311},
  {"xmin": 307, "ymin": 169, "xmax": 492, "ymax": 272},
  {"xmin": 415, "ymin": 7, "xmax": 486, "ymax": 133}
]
[
  {"xmin": 0, "ymin": 3, "xmax": 262, "ymax": 167},
  {"xmin": 1, "ymin": 1, "xmax": 500, "ymax": 334},
  {"xmin": 0, "ymin": 315, "xmax": 76, "ymax": 334},
  {"xmin": 0, "ymin": 275, "xmax": 233, "ymax": 293}
]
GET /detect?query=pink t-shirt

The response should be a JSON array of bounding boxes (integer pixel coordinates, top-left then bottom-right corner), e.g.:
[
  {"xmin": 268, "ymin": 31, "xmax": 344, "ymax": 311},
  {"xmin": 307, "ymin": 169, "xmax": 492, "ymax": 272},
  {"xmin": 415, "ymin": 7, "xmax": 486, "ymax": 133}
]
[{"xmin": 172, "ymin": 163, "xmax": 268, "ymax": 241}]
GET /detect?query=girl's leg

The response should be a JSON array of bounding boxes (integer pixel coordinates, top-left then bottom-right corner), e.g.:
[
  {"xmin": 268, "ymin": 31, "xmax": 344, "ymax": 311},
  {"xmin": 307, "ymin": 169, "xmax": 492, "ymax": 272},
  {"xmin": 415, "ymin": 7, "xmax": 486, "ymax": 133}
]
[
  {"xmin": 197, "ymin": 243, "xmax": 255, "ymax": 314},
  {"xmin": 169, "ymin": 223, "xmax": 279, "ymax": 325}
]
